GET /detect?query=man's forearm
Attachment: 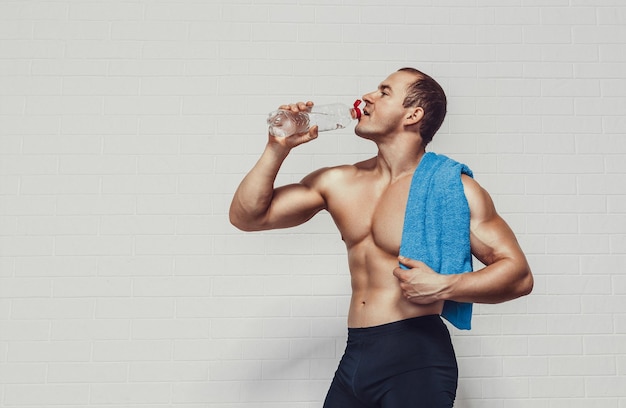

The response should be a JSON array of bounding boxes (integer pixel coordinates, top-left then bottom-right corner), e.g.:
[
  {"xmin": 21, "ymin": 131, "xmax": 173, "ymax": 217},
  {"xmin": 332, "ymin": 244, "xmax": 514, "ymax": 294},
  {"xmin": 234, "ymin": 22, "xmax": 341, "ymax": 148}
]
[
  {"xmin": 447, "ymin": 257, "xmax": 533, "ymax": 304},
  {"xmin": 229, "ymin": 143, "xmax": 290, "ymax": 230}
]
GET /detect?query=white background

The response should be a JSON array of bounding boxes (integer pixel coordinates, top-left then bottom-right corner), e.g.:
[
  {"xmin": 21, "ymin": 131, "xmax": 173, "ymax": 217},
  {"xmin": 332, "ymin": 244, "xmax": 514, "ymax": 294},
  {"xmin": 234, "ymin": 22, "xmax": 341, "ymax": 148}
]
[{"xmin": 1, "ymin": 0, "xmax": 625, "ymax": 407}]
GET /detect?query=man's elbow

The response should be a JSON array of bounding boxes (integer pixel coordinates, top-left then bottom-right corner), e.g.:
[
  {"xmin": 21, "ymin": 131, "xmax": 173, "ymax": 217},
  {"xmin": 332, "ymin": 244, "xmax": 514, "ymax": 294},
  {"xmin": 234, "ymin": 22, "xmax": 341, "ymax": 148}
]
[
  {"xmin": 515, "ymin": 265, "xmax": 534, "ymax": 298},
  {"xmin": 229, "ymin": 216, "xmax": 248, "ymax": 232},
  {"xmin": 229, "ymin": 206, "xmax": 268, "ymax": 232},
  {"xmin": 229, "ymin": 211, "xmax": 258, "ymax": 232}
]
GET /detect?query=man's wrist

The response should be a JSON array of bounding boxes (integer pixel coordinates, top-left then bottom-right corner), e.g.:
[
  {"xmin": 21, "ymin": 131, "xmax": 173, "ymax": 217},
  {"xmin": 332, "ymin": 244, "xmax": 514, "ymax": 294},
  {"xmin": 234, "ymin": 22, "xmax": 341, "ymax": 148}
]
[
  {"xmin": 441, "ymin": 273, "xmax": 463, "ymax": 302},
  {"xmin": 266, "ymin": 139, "xmax": 292, "ymax": 156}
]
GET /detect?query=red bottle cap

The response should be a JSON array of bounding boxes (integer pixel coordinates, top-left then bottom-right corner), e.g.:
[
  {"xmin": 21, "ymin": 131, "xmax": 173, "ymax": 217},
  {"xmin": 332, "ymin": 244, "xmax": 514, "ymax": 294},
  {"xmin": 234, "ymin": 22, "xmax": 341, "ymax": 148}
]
[{"xmin": 352, "ymin": 99, "xmax": 362, "ymax": 119}]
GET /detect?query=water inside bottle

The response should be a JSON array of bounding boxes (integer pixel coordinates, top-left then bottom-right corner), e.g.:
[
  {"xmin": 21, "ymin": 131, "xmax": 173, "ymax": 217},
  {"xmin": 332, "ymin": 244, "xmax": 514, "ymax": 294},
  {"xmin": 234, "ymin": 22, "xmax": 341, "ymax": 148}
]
[
  {"xmin": 267, "ymin": 110, "xmax": 309, "ymax": 137},
  {"xmin": 309, "ymin": 112, "xmax": 344, "ymax": 132}
]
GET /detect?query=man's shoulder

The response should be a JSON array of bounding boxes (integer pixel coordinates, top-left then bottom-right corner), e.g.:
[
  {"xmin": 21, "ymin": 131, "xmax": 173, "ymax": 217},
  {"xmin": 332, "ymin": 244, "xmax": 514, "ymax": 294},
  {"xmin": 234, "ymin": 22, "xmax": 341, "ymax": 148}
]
[
  {"xmin": 460, "ymin": 174, "xmax": 495, "ymax": 221},
  {"xmin": 311, "ymin": 156, "xmax": 376, "ymax": 177},
  {"xmin": 303, "ymin": 157, "xmax": 376, "ymax": 189}
]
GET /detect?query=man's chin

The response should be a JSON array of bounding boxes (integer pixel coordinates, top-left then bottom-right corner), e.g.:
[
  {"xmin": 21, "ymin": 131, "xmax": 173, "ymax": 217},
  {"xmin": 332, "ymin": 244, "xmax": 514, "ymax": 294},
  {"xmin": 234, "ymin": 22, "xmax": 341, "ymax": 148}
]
[{"xmin": 354, "ymin": 125, "xmax": 377, "ymax": 141}]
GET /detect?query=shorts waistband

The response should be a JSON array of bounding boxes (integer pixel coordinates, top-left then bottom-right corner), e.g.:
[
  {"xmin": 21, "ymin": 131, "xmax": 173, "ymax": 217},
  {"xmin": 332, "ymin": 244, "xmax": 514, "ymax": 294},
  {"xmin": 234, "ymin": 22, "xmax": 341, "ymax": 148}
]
[{"xmin": 347, "ymin": 314, "xmax": 442, "ymax": 338}]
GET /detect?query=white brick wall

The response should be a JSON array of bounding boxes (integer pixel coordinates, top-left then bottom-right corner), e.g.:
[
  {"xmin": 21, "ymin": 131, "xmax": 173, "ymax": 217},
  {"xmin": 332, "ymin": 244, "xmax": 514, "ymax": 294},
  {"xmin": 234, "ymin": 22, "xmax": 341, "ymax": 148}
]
[{"xmin": 1, "ymin": 1, "xmax": 625, "ymax": 406}]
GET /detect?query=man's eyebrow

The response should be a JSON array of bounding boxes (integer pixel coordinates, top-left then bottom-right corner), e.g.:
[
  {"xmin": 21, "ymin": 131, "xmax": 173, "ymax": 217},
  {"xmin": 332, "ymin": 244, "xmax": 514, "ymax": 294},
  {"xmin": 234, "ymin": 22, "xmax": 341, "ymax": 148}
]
[{"xmin": 379, "ymin": 84, "xmax": 393, "ymax": 93}]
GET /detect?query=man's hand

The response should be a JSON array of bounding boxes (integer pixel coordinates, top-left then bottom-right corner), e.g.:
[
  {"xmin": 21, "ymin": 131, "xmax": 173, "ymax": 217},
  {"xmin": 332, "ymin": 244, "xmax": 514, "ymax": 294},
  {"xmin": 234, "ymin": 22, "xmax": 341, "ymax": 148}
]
[
  {"xmin": 270, "ymin": 101, "xmax": 319, "ymax": 149},
  {"xmin": 393, "ymin": 256, "xmax": 455, "ymax": 305}
]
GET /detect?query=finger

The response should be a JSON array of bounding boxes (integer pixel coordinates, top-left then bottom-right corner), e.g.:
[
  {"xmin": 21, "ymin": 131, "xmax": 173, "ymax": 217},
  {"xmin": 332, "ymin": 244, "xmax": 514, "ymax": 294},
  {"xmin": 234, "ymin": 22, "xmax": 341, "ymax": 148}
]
[
  {"xmin": 278, "ymin": 101, "xmax": 315, "ymax": 112},
  {"xmin": 297, "ymin": 101, "xmax": 312, "ymax": 111},
  {"xmin": 392, "ymin": 267, "xmax": 409, "ymax": 282},
  {"xmin": 398, "ymin": 255, "xmax": 411, "ymax": 266},
  {"xmin": 398, "ymin": 256, "xmax": 423, "ymax": 269},
  {"xmin": 399, "ymin": 282, "xmax": 412, "ymax": 293},
  {"xmin": 276, "ymin": 103, "xmax": 298, "ymax": 112}
]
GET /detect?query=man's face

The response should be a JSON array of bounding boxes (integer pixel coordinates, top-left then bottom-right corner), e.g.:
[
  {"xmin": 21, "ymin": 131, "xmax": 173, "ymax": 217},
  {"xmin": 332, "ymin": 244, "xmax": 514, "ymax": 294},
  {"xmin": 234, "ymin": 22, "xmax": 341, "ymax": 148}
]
[{"xmin": 355, "ymin": 70, "xmax": 418, "ymax": 140}]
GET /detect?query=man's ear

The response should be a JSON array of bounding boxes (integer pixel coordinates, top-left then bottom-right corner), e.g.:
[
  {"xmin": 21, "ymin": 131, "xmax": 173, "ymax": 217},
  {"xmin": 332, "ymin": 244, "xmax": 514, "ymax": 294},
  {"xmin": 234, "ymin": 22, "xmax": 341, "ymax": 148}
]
[{"xmin": 405, "ymin": 107, "xmax": 424, "ymax": 125}]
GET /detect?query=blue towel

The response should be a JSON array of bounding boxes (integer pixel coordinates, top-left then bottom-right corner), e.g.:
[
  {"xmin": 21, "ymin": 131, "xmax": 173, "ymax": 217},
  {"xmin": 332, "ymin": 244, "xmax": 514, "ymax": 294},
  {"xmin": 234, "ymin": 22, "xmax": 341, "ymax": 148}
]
[{"xmin": 399, "ymin": 152, "xmax": 474, "ymax": 330}]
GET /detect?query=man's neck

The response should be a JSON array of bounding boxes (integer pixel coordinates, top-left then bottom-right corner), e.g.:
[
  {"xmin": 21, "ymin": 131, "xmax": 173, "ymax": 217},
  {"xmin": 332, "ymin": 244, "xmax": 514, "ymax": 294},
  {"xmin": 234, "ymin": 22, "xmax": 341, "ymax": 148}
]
[{"xmin": 374, "ymin": 136, "xmax": 426, "ymax": 182}]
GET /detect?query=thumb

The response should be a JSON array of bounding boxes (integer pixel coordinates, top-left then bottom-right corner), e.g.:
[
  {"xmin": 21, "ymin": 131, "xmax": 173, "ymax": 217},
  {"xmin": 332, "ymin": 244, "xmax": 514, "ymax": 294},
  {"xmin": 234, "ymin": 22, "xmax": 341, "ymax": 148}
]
[{"xmin": 398, "ymin": 255, "xmax": 423, "ymax": 269}]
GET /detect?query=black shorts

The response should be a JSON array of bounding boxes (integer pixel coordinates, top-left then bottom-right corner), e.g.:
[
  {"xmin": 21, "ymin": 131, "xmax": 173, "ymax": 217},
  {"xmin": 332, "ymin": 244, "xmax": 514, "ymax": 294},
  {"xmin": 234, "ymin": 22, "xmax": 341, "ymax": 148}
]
[{"xmin": 323, "ymin": 315, "xmax": 458, "ymax": 408}]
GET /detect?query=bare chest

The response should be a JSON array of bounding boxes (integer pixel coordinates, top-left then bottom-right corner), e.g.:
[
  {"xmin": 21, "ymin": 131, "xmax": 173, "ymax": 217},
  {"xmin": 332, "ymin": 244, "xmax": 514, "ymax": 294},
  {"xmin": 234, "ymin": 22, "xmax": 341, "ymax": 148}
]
[{"xmin": 328, "ymin": 175, "xmax": 413, "ymax": 255}]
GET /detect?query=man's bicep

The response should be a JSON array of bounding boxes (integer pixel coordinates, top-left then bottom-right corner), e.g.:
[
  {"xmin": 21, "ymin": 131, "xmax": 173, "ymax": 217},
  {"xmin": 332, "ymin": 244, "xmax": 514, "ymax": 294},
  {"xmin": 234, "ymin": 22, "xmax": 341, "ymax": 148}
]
[
  {"xmin": 462, "ymin": 175, "xmax": 522, "ymax": 266},
  {"xmin": 264, "ymin": 181, "xmax": 326, "ymax": 229}
]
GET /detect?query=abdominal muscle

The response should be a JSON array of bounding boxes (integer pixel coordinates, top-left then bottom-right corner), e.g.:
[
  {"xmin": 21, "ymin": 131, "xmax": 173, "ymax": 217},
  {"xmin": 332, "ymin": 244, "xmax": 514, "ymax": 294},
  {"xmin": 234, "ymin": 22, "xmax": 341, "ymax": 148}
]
[
  {"xmin": 345, "ymin": 239, "xmax": 444, "ymax": 328},
  {"xmin": 323, "ymin": 160, "xmax": 444, "ymax": 328}
]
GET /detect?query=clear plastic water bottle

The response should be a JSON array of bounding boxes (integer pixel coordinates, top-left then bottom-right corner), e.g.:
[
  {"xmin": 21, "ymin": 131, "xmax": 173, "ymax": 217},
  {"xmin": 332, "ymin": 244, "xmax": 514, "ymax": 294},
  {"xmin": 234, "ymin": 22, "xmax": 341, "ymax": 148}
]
[{"xmin": 267, "ymin": 100, "xmax": 363, "ymax": 138}]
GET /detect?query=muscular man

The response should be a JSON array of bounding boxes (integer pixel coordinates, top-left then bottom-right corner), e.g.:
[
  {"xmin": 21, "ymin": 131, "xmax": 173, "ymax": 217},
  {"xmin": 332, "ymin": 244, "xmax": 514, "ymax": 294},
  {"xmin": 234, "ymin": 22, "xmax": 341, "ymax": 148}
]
[{"xmin": 229, "ymin": 67, "xmax": 533, "ymax": 407}]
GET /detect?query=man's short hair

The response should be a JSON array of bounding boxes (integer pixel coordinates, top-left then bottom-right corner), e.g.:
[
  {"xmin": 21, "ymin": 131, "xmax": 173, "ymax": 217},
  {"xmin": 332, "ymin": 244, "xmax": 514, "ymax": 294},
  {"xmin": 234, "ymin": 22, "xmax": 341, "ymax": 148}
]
[{"xmin": 398, "ymin": 67, "xmax": 447, "ymax": 146}]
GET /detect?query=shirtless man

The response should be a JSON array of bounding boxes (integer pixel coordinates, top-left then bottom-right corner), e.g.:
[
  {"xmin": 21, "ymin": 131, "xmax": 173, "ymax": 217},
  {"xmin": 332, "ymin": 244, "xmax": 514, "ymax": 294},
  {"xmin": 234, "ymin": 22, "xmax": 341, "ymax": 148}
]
[{"xmin": 229, "ymin": 67, "xmax": 533, "ymax": 407}]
